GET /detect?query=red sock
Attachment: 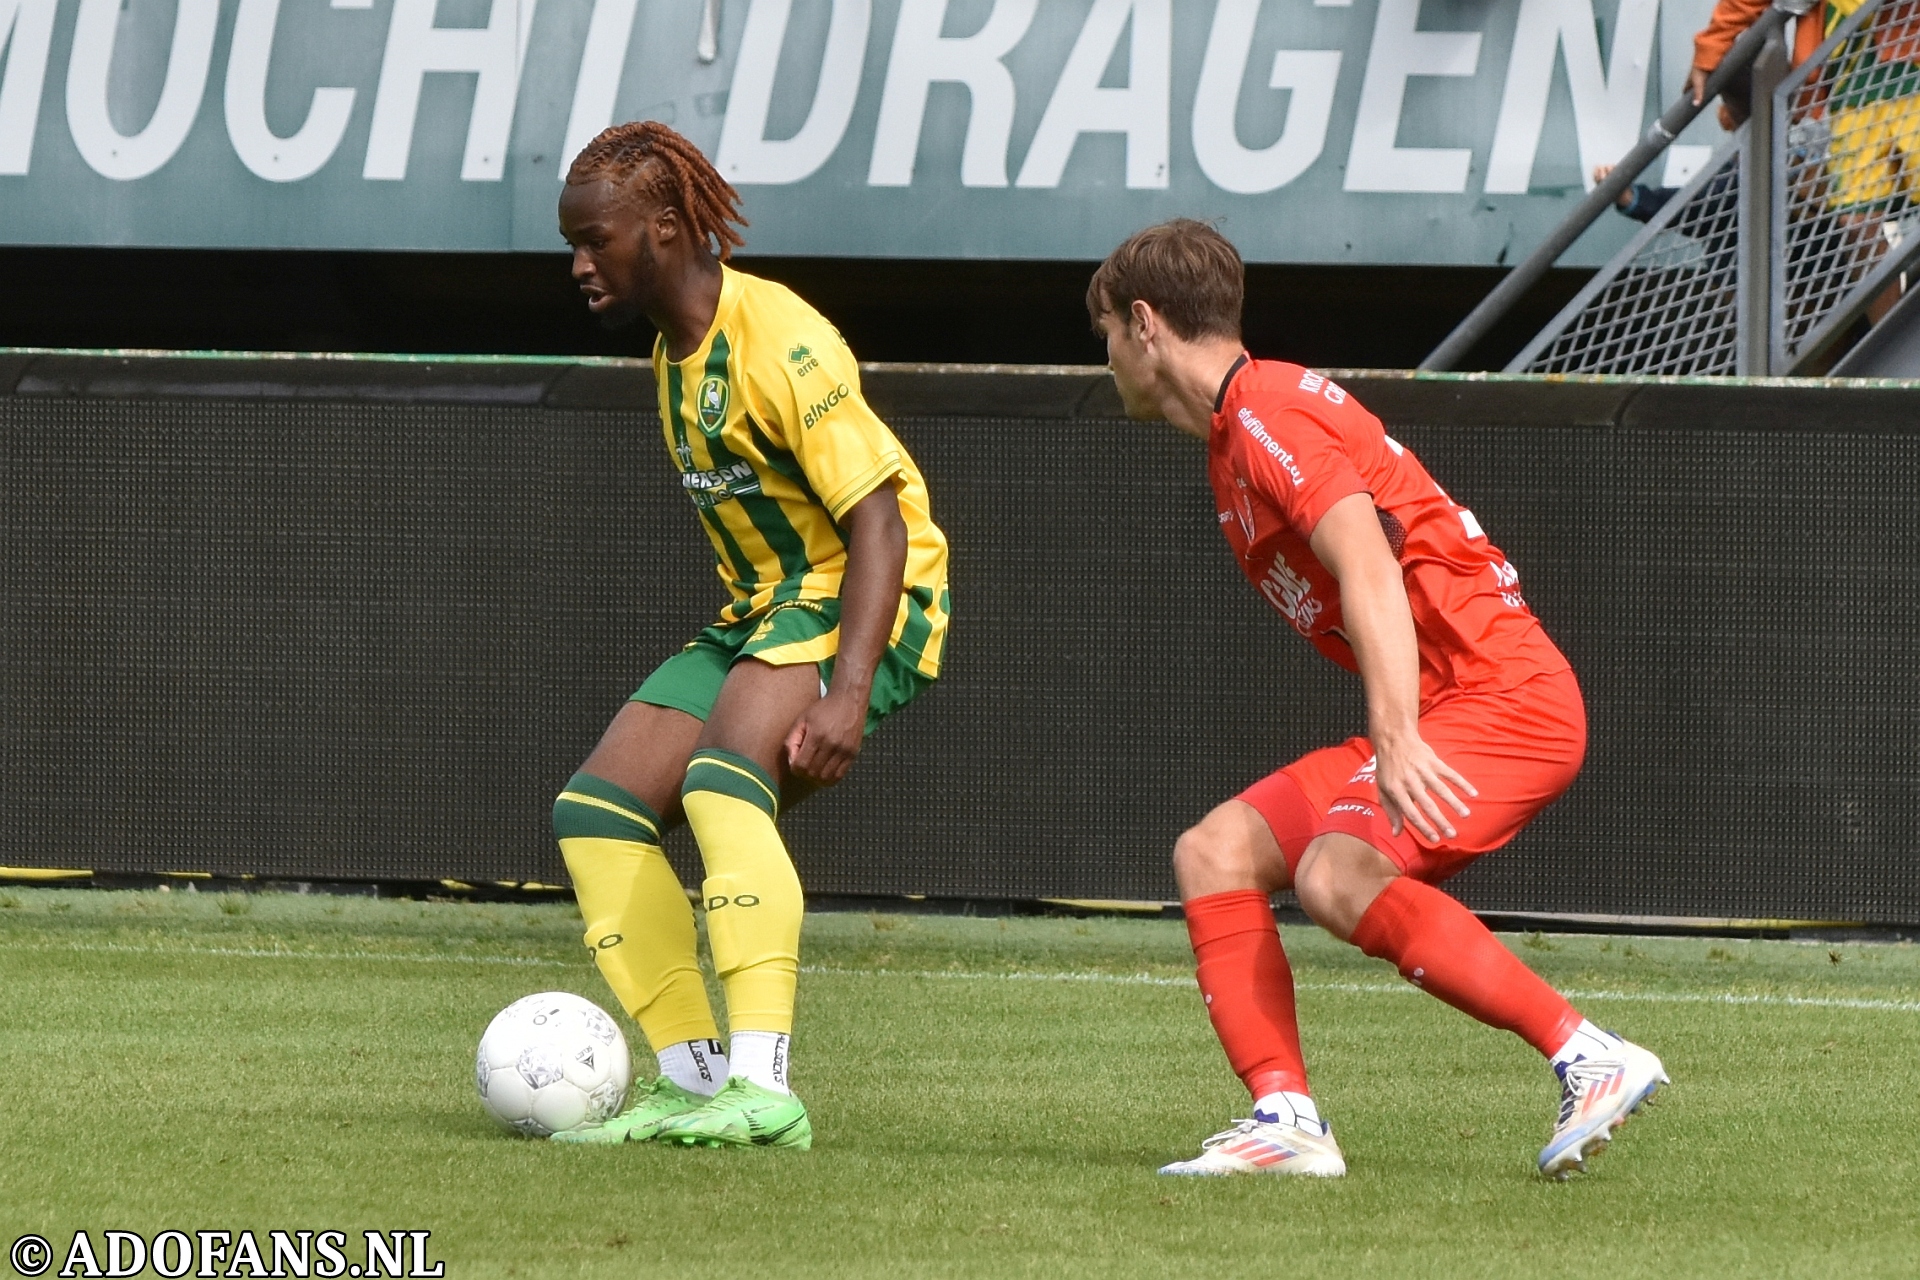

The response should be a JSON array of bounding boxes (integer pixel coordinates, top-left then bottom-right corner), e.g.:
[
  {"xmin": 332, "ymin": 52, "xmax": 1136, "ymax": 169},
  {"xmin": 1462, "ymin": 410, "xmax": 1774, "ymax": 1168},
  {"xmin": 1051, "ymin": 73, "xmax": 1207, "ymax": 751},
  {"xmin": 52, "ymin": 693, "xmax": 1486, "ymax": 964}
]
[
  {"xmin": 1184, "ymin": 890, "xmax": 1309, "ymax": 1099},
  {"xmin": 1349, "ymin": 878, "xmax": 1583, "ymax": 1057}
]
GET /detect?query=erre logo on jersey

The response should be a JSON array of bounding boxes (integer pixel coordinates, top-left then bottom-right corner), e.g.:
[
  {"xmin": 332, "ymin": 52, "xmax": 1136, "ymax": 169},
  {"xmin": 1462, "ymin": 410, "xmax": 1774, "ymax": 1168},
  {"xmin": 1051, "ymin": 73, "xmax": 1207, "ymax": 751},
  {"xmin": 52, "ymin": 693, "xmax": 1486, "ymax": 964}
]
[
  {"xmin": 1260, "ymin": 552, "xmax": 1322, "ymax": 630},
  {"xmin": 682, "ymin": 460, "xmax": 762, "ymax": 508},
  {"xmin": 803, "ymin": 382, "xmax": 852, "ymax": 428},
  {"xmin": 1297, "ymin": 370, "xmax": 1348, "ymax": 404},
  {"xmin": 788, "ymin": 344, "xmax": 820, "ymax": 377},
  {"xmin": 697, "ymin": 375, "xmax": 729, "ymax": 435},
  {"xmin": 1236, "ymin": 408, "xmax": 1305, "ymax": 485}
]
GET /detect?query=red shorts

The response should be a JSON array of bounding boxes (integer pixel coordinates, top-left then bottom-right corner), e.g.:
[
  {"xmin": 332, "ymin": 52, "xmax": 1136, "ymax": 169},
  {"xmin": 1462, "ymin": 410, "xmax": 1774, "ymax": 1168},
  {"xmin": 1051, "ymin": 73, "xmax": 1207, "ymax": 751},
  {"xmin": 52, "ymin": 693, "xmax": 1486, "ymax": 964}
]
[{"xmin": 1237, "ymin": 668, "xmax": 1587, "ymax": 885}]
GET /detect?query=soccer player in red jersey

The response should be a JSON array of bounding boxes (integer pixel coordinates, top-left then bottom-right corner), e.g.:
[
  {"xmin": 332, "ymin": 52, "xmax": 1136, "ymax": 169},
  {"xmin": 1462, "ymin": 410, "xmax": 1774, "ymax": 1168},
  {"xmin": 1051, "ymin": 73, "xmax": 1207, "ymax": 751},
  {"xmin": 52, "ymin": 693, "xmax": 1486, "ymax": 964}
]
[{"xmin": 1089, "ymin": 220, "xmax": 1667, "ymax": 1179}]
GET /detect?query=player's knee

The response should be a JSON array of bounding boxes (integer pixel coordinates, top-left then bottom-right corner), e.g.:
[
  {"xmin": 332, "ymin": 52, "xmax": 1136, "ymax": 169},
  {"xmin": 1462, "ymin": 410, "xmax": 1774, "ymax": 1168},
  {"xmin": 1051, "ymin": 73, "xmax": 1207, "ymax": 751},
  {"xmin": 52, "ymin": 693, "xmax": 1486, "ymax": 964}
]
[
  {"xmin": 1172, "ymin": 821, "xmax": 1252, "ymax": 893},
  {"xmin": 1294, "ymin": 837, "xmax": 1398, "ymax": 939},
  {"xmin": 1290, "ymin": 853, "xmax": 1342, "ymax": 929},
  {"xmin": 552, "ymin": 771, "xmax": 664, "ymax": 847}
]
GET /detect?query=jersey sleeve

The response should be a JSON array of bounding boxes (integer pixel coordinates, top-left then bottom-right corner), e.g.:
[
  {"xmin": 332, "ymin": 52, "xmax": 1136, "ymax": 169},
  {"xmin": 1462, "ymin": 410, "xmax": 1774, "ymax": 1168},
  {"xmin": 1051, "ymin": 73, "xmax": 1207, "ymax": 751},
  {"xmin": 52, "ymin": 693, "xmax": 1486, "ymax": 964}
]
[
  {"xmin": 1237, "ymin": 406, "xmax": 1370, "ymax": 538},
  {"xmin": 745, "ymin": 323, "xmax": 904, "ymax": 518}
]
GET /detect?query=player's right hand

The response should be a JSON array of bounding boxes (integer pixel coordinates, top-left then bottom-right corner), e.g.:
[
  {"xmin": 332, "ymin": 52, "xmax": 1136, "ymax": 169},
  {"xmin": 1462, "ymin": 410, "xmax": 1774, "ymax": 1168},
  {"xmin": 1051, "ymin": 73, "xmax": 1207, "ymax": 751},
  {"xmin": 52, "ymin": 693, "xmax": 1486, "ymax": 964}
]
[{"xmin": 1373, "ymin": 735, "xmax": 1476, "ymax": 843}]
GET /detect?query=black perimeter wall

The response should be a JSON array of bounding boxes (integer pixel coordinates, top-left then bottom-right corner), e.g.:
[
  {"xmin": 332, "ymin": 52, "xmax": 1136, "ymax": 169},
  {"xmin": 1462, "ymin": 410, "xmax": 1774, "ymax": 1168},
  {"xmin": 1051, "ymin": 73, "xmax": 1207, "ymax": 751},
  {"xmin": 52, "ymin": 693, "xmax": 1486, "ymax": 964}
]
[{"xmin": 3, "ymin": 353, "xmax": 1918, "ymax": 924}]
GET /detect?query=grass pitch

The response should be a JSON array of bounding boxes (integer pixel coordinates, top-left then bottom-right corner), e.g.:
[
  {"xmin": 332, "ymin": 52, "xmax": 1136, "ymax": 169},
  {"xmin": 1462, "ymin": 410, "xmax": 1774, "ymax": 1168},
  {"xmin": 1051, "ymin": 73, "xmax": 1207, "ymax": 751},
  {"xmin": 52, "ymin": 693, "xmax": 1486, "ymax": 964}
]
[{"xmin": 2, "ymin": 889, "xmax": 1917, "ymax": 1278}]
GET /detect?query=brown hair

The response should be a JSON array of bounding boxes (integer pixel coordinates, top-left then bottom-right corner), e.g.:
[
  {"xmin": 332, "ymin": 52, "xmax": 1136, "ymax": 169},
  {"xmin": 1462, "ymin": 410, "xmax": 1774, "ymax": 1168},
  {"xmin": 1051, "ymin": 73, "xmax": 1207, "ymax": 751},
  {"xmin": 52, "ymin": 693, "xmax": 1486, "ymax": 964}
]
[
  {"xmin": 1086, "ymin": 219, "xmax": 1243, "ymax": 341},
  {"xmin": 567, "ymin": 122, "xmax": 748, "ymax": 260}
]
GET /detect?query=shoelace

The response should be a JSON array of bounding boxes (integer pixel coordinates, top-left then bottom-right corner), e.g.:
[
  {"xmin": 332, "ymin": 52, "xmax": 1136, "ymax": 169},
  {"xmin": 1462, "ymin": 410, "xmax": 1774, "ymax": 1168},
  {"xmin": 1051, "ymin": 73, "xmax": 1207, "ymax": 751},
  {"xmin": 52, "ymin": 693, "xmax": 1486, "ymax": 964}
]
[
  {"xmin": 1197, "ymin": 1119, "xmax": 1263, "ymax": 1152},
  {"xmin": 1555, "ymin": 1057, "xmax": 1623, "ymax": 1126},
  {"xmin": 1196, "ymin": 1115, "xmax": 1329, "ymax": 1153}
]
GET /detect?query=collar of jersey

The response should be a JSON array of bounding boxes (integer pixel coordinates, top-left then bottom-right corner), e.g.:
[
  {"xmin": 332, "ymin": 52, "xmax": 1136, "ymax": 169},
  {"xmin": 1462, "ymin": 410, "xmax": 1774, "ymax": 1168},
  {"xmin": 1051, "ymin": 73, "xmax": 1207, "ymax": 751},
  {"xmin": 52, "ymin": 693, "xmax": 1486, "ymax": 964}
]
[
  {"xmin": 1213, "ymin": 352, "xmax": 1251, "ymax": 416},
  {"xmin": 658, "ymin": 264, "xmax": 746, "ymax": 369}
]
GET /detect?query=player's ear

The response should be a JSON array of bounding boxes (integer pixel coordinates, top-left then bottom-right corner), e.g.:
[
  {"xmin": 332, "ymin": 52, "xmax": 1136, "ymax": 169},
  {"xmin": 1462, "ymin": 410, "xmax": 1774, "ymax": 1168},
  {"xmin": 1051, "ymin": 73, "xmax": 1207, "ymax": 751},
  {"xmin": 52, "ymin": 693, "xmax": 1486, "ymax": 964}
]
[
  {"xmin": 1129, "ymin": 298, "xmax": 1156, "ymax": 344},
  {"xmin": 648, "ymin": 202, "xmax": 680, "ymax": 247}
]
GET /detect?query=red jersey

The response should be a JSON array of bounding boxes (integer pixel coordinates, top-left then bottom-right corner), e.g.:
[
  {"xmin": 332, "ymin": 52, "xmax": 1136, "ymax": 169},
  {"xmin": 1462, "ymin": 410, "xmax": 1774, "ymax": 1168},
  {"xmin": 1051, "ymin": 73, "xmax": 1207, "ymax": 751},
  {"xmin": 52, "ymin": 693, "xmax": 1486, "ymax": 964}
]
[{"xmin": 1209, "ymin": 358, "xmax": 1569, "ymax": 705}]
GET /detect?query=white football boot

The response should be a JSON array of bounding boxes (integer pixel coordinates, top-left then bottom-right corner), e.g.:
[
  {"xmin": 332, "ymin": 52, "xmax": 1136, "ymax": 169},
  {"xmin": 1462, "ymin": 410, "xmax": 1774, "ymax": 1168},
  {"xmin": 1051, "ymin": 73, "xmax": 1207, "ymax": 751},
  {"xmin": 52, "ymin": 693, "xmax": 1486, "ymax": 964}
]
[
  {"xmin": 1538, "ymin": 1037, "xmax": 1669, "ymax": 1179},
  {"xmin": 1158, "ymin": 1118, "xmax": 1347, "ymax": 1177}
]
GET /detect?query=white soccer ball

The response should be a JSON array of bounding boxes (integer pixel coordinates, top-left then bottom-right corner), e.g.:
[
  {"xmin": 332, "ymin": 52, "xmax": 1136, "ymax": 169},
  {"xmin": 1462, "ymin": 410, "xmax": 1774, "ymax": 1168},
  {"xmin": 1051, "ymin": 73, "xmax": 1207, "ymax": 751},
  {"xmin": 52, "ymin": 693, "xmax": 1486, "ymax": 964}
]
[{"xmin": 475, "ymin": 991, "xmax": 631, "ymax": 1137}]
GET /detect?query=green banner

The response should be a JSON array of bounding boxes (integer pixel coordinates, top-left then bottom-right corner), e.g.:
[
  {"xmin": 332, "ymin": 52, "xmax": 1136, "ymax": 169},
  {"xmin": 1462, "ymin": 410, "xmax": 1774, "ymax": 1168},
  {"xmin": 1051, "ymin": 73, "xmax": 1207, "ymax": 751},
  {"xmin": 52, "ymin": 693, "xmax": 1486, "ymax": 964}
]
[{"xmin": 0, "ymin": 0, "xmax": 1728, "ymax": 262}]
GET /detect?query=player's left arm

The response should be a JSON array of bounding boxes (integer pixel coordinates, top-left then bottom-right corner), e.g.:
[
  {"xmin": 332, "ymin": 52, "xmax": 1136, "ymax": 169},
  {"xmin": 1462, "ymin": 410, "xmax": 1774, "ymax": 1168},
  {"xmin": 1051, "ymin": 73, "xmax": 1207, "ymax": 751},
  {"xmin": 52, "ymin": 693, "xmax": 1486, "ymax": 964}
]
[
  {"xmin": 1309, "ymin": 492, "xmax": 1477, "ymax": 841},
  {"xmin": 784, "ymin": 481, "xmax": 908, "ymax": 785}
]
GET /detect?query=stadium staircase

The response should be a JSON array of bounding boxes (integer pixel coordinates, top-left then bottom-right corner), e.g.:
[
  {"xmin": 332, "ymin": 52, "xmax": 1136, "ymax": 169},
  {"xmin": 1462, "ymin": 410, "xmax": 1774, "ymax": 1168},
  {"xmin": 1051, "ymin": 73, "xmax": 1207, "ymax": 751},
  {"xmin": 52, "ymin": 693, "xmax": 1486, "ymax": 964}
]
[{"xmin": 1425, "ymin": 0, "xmax": 1920, "ymax": 376}]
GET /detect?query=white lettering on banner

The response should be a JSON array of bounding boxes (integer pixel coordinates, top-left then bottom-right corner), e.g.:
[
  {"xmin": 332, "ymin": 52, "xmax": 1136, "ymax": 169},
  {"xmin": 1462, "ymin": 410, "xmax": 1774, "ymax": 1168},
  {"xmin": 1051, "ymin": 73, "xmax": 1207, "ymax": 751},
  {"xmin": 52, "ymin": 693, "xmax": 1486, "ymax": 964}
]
[
  {"xmin": 0, "ymin": 0, "xmax": 54, "ymax": 174},
  {"xmin": 1016, "ymin": 0, "xmax": 1170, "ymax": 190},
  {"xmin": 225, "ymin": 0, "xmax": 360, "ymax": 182},
  {"xmin": 869, "ymin": 0, "xmax": 1037, "ymax": 187},
  {"xmin": 557, "ymin": 0, "xmax": 639, "ymax": 180},
  {"xmin": 1343, "ymin": 0, "xmax": 1481, "ymax": 193},
  {"xmin": 1192, "ymin": 0, "xmax": 1341, "ymax": 194},
  {"xmin": 718, "ymin": 0, "xmax": 871, "ymax": 185},
  {"xmin": 1237, "ymin": 407, "xmax": 1305, "ymax": 485},
  {"xmin": 66, "ymin": 0, "xmax": 219, "ymax": 180},
  {"xmin": 363, "ymin": 0, "xmax": 537, "ymax": 181},
  {"xmin": 1484, "ymin": 0, "xmax": 1658, "ymax": 194}
]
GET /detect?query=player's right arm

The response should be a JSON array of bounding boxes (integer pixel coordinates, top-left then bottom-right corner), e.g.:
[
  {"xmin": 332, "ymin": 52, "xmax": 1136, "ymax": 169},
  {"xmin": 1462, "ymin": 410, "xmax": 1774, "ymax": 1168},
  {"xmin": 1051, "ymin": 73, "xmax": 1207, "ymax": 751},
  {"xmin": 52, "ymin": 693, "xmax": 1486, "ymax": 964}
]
[{"xmin": 1309, "ymin": 492, "xmax": 1476, "ymax": 842}]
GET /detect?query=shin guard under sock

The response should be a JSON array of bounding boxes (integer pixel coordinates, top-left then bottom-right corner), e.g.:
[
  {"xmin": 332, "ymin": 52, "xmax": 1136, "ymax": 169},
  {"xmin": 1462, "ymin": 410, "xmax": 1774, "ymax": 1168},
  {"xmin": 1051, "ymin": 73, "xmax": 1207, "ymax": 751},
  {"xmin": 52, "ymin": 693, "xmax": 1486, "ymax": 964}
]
[
  {"xmin": 680, "ymin": 749, "xmax": 804, "ymax": 1036},
  {"xmin": 1185, "ymin": 890, "xmax": 1310, "ymax": 1099},
  {"xmin": 553, "ymin": 772, "xmax": 720, "ymax": 1049},
  {"xmin": 1349, "ymin": 877, "xmax": 1584, "ymax": 1056}
]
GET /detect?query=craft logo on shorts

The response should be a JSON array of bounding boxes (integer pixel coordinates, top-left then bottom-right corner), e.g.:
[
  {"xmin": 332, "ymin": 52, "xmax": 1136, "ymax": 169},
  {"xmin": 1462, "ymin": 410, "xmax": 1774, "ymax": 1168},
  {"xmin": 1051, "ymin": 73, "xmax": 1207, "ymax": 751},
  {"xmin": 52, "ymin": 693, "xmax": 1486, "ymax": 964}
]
[{"xmin": 697, "ymin": 375, "xmax": 729, "ymax": 435}]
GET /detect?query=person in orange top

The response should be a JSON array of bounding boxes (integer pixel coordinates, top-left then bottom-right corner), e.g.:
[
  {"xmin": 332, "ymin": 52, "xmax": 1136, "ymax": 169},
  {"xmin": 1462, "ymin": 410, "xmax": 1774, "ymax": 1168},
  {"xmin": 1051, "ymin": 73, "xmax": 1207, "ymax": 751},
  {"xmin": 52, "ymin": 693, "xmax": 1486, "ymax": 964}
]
[{"xmin": 1690, "ymin": 0, "xmax": 1829, "ymax": 126}]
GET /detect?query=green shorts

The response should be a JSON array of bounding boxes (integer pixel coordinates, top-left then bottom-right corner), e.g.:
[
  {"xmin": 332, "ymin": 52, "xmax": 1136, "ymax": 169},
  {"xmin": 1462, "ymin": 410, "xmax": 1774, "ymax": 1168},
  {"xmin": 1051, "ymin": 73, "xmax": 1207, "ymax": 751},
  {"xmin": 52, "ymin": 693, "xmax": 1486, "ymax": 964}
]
[{"xmin": 632, "ymin": 599, "xmax": 935, "ymax": 735}]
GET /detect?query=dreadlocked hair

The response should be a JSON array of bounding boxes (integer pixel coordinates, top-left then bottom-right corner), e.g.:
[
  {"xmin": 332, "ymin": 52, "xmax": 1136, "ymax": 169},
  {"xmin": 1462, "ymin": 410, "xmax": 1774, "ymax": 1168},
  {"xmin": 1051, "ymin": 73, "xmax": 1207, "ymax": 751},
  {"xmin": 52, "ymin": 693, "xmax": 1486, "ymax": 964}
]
[{"xmin": 567, "ymin": 121, "xmax": 748, "ymax": 260}]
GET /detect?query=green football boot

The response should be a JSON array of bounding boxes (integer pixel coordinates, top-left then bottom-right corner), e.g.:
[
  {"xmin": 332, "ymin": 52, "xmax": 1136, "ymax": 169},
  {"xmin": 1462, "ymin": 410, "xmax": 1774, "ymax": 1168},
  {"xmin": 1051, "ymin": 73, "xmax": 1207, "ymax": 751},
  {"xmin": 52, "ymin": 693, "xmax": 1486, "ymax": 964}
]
[
  {"xmin": 549, "ymin": 1076, "xmax": 706, "ymax": 1145},
  {"xmin": 656, "ymin": 1078, "xmax": 813, "ymax": 1149}
]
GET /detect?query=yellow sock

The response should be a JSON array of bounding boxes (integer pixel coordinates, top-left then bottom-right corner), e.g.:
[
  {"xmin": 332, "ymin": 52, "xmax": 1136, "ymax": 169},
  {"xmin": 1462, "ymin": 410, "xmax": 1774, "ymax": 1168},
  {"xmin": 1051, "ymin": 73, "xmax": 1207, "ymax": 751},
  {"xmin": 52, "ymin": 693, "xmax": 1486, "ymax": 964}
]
[
  {"xmin": 553, "ymin": 771, "xmax": 720, "ymax": 1049},
  {"xmin": 680, "ymin": 749, "xmax": 804, "ymax": 1035}
]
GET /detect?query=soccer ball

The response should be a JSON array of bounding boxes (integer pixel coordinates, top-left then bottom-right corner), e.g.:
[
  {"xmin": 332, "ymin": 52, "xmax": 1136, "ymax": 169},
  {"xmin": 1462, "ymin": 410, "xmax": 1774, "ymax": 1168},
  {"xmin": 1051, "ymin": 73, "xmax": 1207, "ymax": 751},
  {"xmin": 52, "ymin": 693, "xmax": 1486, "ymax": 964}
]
[{"xmin": 474, "ymin": 991, "xmax": 631, "ymax": 1137}]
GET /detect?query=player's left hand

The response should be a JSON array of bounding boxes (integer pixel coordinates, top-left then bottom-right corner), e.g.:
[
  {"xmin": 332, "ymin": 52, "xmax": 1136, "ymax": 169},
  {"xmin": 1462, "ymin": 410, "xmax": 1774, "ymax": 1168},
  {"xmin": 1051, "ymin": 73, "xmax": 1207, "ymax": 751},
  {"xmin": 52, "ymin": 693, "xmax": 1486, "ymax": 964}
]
[
  {"xmin": 784, "ymin": 689, "xmax": 866, "ymax": 785},
  {"xmin": 1373, "ymin": 735, "xmax": 1477, "ymax": 843}
]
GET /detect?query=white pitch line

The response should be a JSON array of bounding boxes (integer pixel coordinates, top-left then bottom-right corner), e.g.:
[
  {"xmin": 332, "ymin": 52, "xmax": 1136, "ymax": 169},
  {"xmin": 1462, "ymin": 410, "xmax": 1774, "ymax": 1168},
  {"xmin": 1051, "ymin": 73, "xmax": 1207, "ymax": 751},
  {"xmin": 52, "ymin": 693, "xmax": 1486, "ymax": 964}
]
[
  {"xmin": 8, "ymin": 943, "xmax": 1918, "ymax": 1015},
  {"xmin": 799, "ymin": 964, "xmax": 1920, "ymax": 1015}
]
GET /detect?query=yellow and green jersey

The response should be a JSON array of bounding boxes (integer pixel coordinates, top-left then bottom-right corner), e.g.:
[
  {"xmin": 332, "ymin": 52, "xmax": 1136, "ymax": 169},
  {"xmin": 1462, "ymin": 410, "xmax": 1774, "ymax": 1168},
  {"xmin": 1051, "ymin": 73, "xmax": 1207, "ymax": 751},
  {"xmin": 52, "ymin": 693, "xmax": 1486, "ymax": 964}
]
[{"xmin": 654, "ymin": 265, "xmax": 950, "ymax": 679}]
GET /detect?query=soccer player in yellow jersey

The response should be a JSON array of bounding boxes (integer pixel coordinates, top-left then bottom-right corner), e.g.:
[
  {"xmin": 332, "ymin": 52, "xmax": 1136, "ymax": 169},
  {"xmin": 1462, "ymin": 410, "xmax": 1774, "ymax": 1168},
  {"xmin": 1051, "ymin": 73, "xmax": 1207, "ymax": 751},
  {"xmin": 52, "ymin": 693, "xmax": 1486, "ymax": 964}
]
[{"xmin": 548, "ymin": 122, "xmax": 951, "ymax": 1149}]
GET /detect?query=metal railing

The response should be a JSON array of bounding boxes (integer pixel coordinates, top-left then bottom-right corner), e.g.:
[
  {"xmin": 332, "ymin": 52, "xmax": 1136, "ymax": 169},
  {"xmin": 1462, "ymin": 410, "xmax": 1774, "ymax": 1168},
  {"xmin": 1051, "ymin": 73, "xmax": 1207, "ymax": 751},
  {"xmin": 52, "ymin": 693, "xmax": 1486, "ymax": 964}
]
[
  {"xmin": 1510, "ymin": 140, "xmax": 1746, "ymax": 374},
  {"xmin": 1425, "ymin": 0, "xmax": 1920, "ymax": 375},
  {"xmin": 1773, "ymin": 0, "xmax": 1920, "ymax": 370}
]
